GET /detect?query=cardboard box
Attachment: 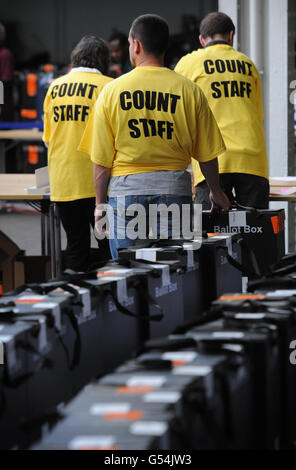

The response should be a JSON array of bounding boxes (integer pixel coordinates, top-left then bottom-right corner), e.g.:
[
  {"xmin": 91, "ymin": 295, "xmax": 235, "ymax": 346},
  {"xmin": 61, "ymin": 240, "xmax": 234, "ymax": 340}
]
[{"xmin": 0, "ymin": 231, "xmax": 25, "ymax": 293}]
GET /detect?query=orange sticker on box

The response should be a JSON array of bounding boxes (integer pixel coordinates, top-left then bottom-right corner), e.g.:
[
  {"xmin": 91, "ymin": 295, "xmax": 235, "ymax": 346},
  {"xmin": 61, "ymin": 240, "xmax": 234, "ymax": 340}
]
[
  {"xmin": 271, "ymin": 216, "xmax": 280, "ymax": 234},
  {"xmin": 219, "ymin": 294, "xmax": 265, "ymax": 301},
  {"xmin": 97, "ymin": 272, "xmax": 116, "ymax": 277},
  {"xmin": 26, "ymin": 73, "xmax": 37, "ymax": 96},
  {"xmin": 20, "ymin": 109, "xmax": 37, "ymax": 119},
  {"xmin": 28, "ymin": 145, "xmax": 39, "ymax": 165},
  {"xmin": 117, "ymin": 386, "xmax": 154, "ymax": 394},
  {"xmin": 15, "ymin": 298, "xmax": 43, "ymax": 304},
  {"xmin": 104, "ymin": 410, "xmax": 143, "ymax": 421}
]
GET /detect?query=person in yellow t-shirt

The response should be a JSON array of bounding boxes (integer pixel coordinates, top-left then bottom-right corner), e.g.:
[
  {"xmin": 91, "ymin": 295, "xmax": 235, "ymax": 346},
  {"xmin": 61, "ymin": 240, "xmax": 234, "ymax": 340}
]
[
  {"xmin": 43, "ymin": 35, "xmax": 113, "ymax": 272},
  {"xmin": 79, "ymin": 14, "xmax": 230, "ymax": 259},
  {"xmin": 175, "ymin": 12, "xmax": 269, "ymax": 210}
]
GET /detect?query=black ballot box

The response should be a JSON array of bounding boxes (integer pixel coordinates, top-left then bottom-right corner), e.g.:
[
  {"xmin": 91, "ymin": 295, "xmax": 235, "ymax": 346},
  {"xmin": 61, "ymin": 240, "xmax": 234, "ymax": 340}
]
[
  {"xmin": 184, "ymin": 319, "xmax": 281, "ymax": 449},
  {"xmin": 118, "ymin": 260, "xmax": 185, "ymax": 338},
  {"xmin": 202, "ymin": 208, "xmax": 285, "ymax": 278},
  {"xmin": 198, "ymin": 234, "xmax": 243, "ymax": 309},
  {"xmin": 0, "ymin": 286, "xmax": 79, "ymax": 427},
  {"xmin": 118, "ymin": 240, "xmax": 203, "ymax": 323},
  {"xmin": 141, "ymin": 336, "xmax": 255, "ymax": 450},
  {"xmin": 0, "ymin": 320, "xmax": 34, "ymax": 449},
  {"xmin": 223, "ymin": 289, "xmax": 296, "ymax": 447}
]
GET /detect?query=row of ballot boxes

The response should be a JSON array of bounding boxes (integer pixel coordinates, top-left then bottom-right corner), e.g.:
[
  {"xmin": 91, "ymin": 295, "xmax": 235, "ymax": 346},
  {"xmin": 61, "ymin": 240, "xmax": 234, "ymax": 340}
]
[
  {"xmin": 31, "ymin": 250, "xmax": 296, "ymax": 450},
  {"xmin": 0, "ymin": 206, "xmax": 287, "ymax": 449}
]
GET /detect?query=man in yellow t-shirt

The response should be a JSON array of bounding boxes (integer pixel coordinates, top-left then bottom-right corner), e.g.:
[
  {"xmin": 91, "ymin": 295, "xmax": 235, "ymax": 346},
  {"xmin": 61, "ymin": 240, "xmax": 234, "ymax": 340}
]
[
  {"xmin": 43, "ymin": 35, "xmax": 113, "ymax": 272},
  {"xmin": 79, "ymin": 14, "xmax": 230, "ymax": 258},
  {"xmin": 175, "ymin": 12, "xmax": 269, "ymax": 210}
]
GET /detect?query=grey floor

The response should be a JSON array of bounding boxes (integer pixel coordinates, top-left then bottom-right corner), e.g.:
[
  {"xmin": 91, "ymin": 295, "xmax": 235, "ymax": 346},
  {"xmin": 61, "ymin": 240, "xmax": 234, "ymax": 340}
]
[{"xmin": 0, "ymin": 203, "xmax": 97, "ymax": 255}]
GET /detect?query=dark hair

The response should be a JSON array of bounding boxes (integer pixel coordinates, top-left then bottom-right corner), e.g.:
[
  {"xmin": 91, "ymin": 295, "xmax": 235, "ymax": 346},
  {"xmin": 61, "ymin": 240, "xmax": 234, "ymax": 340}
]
[
  {"xmin": 130, "ymin": 14, "xmax": 169, "ymax": 56},
  {"xmin": 71, "ymin": 35, "xmax": 110, "ymax": 74},
  {"xmin": 200, "ymin": 12, "xmax": 235, "ymax": 38},
  {"xmin": 109, "ymin": 31, "xmax": 129, "ymax": 48}
]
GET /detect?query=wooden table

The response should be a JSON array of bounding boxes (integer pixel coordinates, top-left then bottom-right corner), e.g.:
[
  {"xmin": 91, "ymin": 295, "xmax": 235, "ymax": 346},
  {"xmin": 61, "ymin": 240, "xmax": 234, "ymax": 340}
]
[
  {"xmin": 269, "ymin": 177, "xmax": 296, "ymax": 202},
  {"xmin": 0, "ymin": 129, "xmax": 44, "ymax": 173},
  {"xmin": 0, "ymin": 174, "xmax": 61, "ymax": 278}
]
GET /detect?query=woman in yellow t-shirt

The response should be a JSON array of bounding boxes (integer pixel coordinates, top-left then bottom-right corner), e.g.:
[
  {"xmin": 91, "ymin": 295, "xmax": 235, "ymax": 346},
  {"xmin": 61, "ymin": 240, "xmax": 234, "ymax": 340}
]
[{"xmin": 43, "ymin": 36, "xmax": 113, "ymax": 271}]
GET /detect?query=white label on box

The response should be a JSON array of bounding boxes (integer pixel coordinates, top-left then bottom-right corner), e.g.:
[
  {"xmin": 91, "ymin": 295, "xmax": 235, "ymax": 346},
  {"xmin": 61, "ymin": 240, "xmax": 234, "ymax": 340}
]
[
  {"xmin": 222, "ymin": 344, "xmax": 244, "ymax": 353},
  {"xmin": 242, "ymin": 277, "xmax": 248, "ymax": 293},
  {"xmin": 126, "ymin": 376, "xmax": 166, "ymax": 387},
  {"xmin": 130, "ymin": 421, "xmax": 168, "ymax": 436},
  {"xmin": 226, "ymin": 237, "xmax": 233, "ymax": 257},
  {"xmin": 0, "ymin": 335, "xmax": 16, "ymax": 368},
  {"xmin": 37, "ymin": 318, "xmax": 48, "ymax": 351},
  {"xmin": 68, "ymin": 436, "xmax": 116, "ymax": 450},
  {"xmin": 161, "ymin": 351, "xmax": 198, "ymax": 363},
  {"xmin": 173, "ymin": 365, "xmax": 212, "ymax": 376},
  {"xmin": 186, "ymin": 249, "xmax": 194, "ymax": 268},
  {"xmin": 90, "ymin": 403, "xmax": 131, "ymax": 415},
  {"xmin": 151, "ymin": 264, "xmax": 170, "ymax": 287},
  {"xmin": 32, "ymin": 303, "xmax": 62, "ymax": 331},
  {"xmin": 136, "ymin": 249, "xmax": 160, "ymax": 262},
  {"xmin": 265, "ymin": 290, "xmax": 296, "ymax": 298},
  {"xmin": 116, "ymin": 278, "xmax": 128, "ymax": 304},
  {"xmin": 229, "ymin": 211, "xmax": 246, "ymax": 227},
  {"xmin": 212, "ymin": 331, "xmax": 245, "ymax": 339},
  {"xmin": 235, "ymin": 313, "xmax": 266, "ymax": 320},
  {"xmin": 79, "ymin": 289, "xmax": 91, "ymax": 318},
  {"xmin": 143, "ymin": 391, "xmax": 181, "ymax": 404}
]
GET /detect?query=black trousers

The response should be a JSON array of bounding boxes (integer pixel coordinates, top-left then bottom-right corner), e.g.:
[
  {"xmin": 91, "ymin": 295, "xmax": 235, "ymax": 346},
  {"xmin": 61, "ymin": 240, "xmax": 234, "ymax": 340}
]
[
  {"xmin": 56, "ymin": 197, "xmax": 111, "ymax": 272},
  {"xmin": 195, "ymin": 173, "xmax": 270, "ymax": 210}
]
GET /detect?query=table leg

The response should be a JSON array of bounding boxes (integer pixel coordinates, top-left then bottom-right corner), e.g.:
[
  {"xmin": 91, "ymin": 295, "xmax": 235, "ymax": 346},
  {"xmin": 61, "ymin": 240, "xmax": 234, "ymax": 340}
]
[
  {"xmin": 49, "ymin": 203, "xmax": 56, "ymax": 278},
  {"xmin": 53, "ymin": 203, "xmax": 62, "ymax": 278},
  {"xmin": 40, "ymin": 213, "xmax": 46, "ymax": 256},
  {"xmin": 40, "ymin": 199, "xmax": 50, "ymax": 256},
  {"xmin": 0, "ymin": 141, "xmax": 5, "ymax": 173}
]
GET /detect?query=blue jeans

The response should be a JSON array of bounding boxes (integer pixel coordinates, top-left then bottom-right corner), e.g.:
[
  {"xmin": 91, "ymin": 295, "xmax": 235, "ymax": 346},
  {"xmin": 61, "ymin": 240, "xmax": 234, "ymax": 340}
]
[{"xmin": 107, "ymin": 195, "xmax": 193, "ymax": 258}]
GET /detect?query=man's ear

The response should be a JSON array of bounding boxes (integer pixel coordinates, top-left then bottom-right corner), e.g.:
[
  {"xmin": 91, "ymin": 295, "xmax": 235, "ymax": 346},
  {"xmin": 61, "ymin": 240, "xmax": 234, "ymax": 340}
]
[
  {"xmin": 199, "ymin": 34, "xmax": 207, "ymax": 47},
  {"xmin": 134, "ymin": 38, "xmax": 141, "ymax": 54},
  {"xmin": 229, "ymin": 30, "xmax": 234, "ymax": 46}
]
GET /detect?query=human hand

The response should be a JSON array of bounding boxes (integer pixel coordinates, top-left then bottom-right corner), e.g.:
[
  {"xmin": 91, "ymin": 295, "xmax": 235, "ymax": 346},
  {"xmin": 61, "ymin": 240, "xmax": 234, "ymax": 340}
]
[
  {"xmin": 209, "ymin": 189, "xmax": 231, "ymax": 212},
  {"xmin": 94, "ymin": 206, "xmax": 109, "ymax": 239}
]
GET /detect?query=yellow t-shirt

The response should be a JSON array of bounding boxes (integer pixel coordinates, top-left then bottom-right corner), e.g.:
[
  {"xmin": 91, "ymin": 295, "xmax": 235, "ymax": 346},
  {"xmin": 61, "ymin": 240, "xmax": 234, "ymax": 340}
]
[
  {"xmin": 43, "ymin": 70, "xmax": 113, "ymax": 201},
  {"xmin": 79, "ymin": 66, "xmax": 226, "ymax": 176},
  {"xmin": 175, "ymin": 44, "xmax": 269, "ymax": 186}
]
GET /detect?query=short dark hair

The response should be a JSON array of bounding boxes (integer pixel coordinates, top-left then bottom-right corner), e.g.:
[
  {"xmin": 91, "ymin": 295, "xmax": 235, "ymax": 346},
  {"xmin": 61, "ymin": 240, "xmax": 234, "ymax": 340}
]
[
  {"xmin": 200, "ymin": 12, "xmax": 235, "ymax": 38},
  {"xmin": 71, "ymin": 35, "xmax": 110, "ymax": 74},
  {"xmin": 130, "ymin": 14, "xmax": 169, "ymax": 56},
  {"xmin": 109, "ymin": 31, "xmax": 129, "ymax": 48}
]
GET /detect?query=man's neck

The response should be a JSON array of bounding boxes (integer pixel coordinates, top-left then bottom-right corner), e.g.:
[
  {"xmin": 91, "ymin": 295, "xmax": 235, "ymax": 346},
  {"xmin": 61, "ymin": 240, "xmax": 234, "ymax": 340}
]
[
  {"xmin": 204, "ymin": 34, "xmax": 231, "ymax": 47},
  {"xmin": 135, "ymin": 56, "xmax": 164, "ymax": 67}
]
